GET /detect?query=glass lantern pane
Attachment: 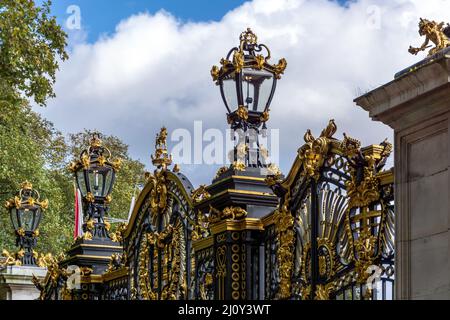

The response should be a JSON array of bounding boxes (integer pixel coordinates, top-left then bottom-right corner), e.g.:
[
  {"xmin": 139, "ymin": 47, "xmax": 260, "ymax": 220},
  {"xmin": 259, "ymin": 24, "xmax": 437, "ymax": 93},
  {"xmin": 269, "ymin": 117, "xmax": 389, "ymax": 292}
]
[
  {"xmin": 103, "ymin": 169, "xmax": 113, "ymax": 196},
  {"xmin": 76, "ymin": 170, "xmax": 87, "ymax": 197},
  {"xmin": 89, "ymin": 169, "xmax": 105, "ymax": 197},
  {"xmin": 10, "ymin": 208, "xmax": 19, "ymax": 230},
  {"xmin": 242, "ymin": 68, "xmax": 274, "ymax": 112},
  {"xmin": 33, "ymin": 208, "xmax": 42, "ymax": 231},
  {"xmin": 19, "ymin": 208, "xmax": 34, "ymax": 231},
  {"xmin": 221, "ymin": 75, "xmax": 238, "ymax": 112}
]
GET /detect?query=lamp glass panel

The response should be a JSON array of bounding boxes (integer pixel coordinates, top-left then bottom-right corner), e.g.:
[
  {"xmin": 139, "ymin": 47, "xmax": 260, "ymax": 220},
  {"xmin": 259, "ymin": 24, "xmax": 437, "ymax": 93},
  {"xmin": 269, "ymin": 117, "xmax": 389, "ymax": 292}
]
[
  {"xmin": 221, "ymin": 75, "xmax": 238, "ymax": 112},
  {"xmin": 88, "ymin": 165, "xmax": 113, "ymax": 197},
  {"xmin": 19, "ymin": 208, "xmax": 35, "ymax": 232},
  {"xmin": 104, "ymin": 169, "xmax": 114, "ymax": 196},
  {"xmin": 88, "ymin": 168, "xmax": 104, "ymax": 197},
  {"xmin": 242, "ymin": 68, "xmax": 273, "ymax": 112},
  {"xmin": 76, "ymin": 170, "xmax": 87, "ymax": 197},
  {"xmin": 10, "ymin": 208, "xmax": 19, "ymax": 230}
]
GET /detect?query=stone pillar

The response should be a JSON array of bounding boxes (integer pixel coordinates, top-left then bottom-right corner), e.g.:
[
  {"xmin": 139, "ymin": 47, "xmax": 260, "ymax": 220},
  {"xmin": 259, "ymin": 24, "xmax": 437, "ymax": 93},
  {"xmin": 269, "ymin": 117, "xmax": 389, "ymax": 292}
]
[
  {"xmin": 0, "ymin": 266, "xmax": 48, "ymax": 300},
  {"xmin": 354, "ymin": 50, "xmax": 450, "ymax": 300}
]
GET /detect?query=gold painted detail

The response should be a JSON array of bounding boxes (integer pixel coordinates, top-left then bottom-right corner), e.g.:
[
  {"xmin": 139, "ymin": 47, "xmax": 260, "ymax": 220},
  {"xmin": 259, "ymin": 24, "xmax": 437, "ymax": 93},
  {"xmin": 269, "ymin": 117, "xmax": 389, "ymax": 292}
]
[
  {"xmin": 147, "ymin": 169, "xmax": 168, "ymax": 218},
  {"xmin": 345, "ymin": 140, "xmax": 392, "ymax": 209},
  {"xmin": 409, "ymin": 18, "xmax": 450, "ymax": 56},
  {"xmin": 210, "ymin": 28, "xmax": 288, "ymax": 84},
  {"xmin": 151, "ymin": 127, "xmax": 173, "ymax": 169},
  {"xmin": 191, "ymin": 211, "xmax": 210, "ymax": 241},
  {"xmin": 215, "ymin": 166, "xmax": 229, "ymax": 179},
  {"xmin": 191, "ymin": 185, "xmax": 211, "ymax": 204},
  {"xmin": 267, "ymin": 163, "xmax": 281, "ymax": 176},
  {"xmin": 271, "ymin": 119, "xmax": 394, "ymax": 299},
  {"xmin": 85, "ymin": 192, "xmax": 95, "ymax": 203},
  {"xmin": 199, "ymin": 272, "xmax": 214, "ymax": 300},
  {"xmin": 137, "ymin": 222, "xmax": 186, "ymax": 300},
  {"xmin": 0, "ymin": 249, "xmax": 24, "ymax": 266},
  {"xmin": 232, "ymin": 161, "xmax": 246, "ymax": 171},
  {"xmin": 210, "ymin": 218, "xmax": 264, "ymax": 235},
  {"xmin": 216, "ymin": 245, "xmax": 227, "ymax": 299},
  {"xmin": 145, "ymin": 127, "xmax": 181, "ymax": 219},
  {"xmin": 105, "ymin": 253, "xmax": 126, "ymax": 274},
  {"xmin": 299, "ymin": 119, "xmax": 337, "ymax": 180},
  {"xmin": 32, "ymin": 253, "xmax": 69, "ymax": 300},
  {"xmin": 209, "ymin": 206, "xmax": 247, "ymax": 223},
  {"xmin": 260, "ymin": 110, "xmax": 270, "ymax": 122},
  {"xmin": 236, "ymin": 105, "xmax": 248, "ymax": 121},
  {"xmin": 315, "ymin": 283, "xmax": 335, "ymax": 300},
  {"xmin": 68, "ymin": 133, "xmax": 122, "ymax": 175},
  {"xmin": 4, "ymin": 181, "xmax": 49, "ymax": 212},
  {"xmin": 274, "ymin": 194, "xmax": 295, "ymax": 299},
  {"xmin": 110, "ymin": 223, "xmax": 128, "ymax": 243},
  {"xmin": 137, "ymin": 233, "xmax": 157, "ymax": 300}
]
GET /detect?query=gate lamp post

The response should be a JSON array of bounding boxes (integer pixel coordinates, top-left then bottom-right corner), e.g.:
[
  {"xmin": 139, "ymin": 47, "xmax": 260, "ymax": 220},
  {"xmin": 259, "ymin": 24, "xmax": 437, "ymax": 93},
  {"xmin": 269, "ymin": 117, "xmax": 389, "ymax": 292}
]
[
  {"xmin": 5, "ymin": 181, "xmax": 48, "ymax": 266},
  {"xmin": 211, "ymin": 28, "xmax": 287, "ymax": 169},
  {"xmin": 69, "ymin": 133, "xmax": 122, "ymax": 240}
]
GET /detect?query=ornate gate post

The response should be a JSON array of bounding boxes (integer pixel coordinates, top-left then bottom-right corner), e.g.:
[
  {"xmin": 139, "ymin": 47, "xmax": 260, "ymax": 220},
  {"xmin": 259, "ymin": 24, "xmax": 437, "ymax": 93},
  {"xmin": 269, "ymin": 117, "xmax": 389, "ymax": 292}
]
[{"xmin": 193, "ymin": 170, "xmax": 279, "ymax": 300}]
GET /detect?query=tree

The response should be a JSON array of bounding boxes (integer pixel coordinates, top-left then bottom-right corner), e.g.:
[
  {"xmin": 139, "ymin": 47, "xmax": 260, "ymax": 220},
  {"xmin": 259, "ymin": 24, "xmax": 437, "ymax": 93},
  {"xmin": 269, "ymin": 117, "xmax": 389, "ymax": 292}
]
[
  {"xmin": 0, "ymin": 103, "xmax": 73, "ymax": 255},
  {"xmin": 0, "ymin": 116, "xmax": 147, "ymax": 255},
  {"xmin": 0, "ymin": 0, "xmax": 71, "ymax": 256},
  {"xmin": 0, "ymin": 0, "xmax": 68, "ymax": 106}
]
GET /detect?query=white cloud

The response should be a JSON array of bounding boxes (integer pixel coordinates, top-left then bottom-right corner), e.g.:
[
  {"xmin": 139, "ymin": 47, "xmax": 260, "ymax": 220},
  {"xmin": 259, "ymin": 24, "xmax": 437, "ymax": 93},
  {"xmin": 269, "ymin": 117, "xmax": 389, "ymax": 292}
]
[{"xmin": 36, "ymin": 0, "xmax": 450, "ymax": 186}]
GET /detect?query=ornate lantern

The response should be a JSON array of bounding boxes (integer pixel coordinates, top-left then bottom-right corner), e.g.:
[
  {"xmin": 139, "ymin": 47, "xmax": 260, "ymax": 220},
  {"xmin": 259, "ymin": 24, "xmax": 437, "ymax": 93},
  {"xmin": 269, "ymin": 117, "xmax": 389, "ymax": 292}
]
[
  {"xmin": 211, "ymin": 28, "xmax": 286, "ymax": 128},
  {"xmin": 4, "ymin": 181, "xmax": 48, "ymax": 266},
  {"xmin": 211, "ymin": 28, "xmax": 287, "ymax": 169},
  {"xmin": 69, "ymin": 133, "xmax": 122, "ymax": 240}
]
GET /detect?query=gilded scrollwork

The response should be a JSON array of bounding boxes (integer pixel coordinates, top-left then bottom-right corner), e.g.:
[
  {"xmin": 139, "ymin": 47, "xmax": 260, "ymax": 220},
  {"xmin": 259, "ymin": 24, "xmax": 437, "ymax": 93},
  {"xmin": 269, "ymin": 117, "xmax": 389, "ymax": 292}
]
[
  {"xmin": 232, "ymin": 160, "xmax": 246, "ymax": 171},
  {"xmin": 0, "ymin": 249, "xmax": 23, "ymax": 266},
  {"xmin": 298, "ymin": 120, "xmax": 336, "ymax": 180},
  {"xmin": 209, "ymin": 206, "xmax": 247, "ymax": 223},
  {"xmin": 191, "ymin": 185, "xmax": 211, "ymax": 204},
  {"xmin": 210, "ymin": 28, "xmax": 288, "ymax": 85},
  {"xmin": 274, "ymin": 194, "xmax": 295, "ymax": 299},
  {"xmin": 267, "ymin": 119, "xmax": 394, "ymax": 300},
  {"xmin": 191, "ymin": 210, "xmax": 210, "ymax": 241},
  {"xmin": 215, "ymin": 166, "xmax": 229, "ymax": 179},
  {"xmin": 110, "ymin": 223, "xmax": 128, "ymax": 243}
]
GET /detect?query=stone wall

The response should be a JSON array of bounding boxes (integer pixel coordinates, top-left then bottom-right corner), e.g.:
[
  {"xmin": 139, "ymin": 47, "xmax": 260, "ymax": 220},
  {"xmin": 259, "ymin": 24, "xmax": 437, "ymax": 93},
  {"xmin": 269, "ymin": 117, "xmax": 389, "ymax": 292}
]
[
  {"xmin": 355, "ymin": 53, "xmax": 450, "ymax": 299},
  {"xmin": 0, "ymin": 266, "xmax": 47, "ymax": 300}
]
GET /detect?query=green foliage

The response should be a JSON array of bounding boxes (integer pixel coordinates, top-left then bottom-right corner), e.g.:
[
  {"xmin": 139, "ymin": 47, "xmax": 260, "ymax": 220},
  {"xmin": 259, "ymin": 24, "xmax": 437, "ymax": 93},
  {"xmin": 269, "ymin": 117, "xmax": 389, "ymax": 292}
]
[
  {"xmin": 0, "ymin": 112, "xmax": 147, "ymax": 256},
  {"xmin": 0, "ymin": 0, "xmax": 68, "ymax": 106},
  {"xmin": 0, "ymin": 0, "xmax": 145, "ymax": 258},
  {"xmin": 0, "ymin": 103, "xmax": 72, "ymax": 255}
]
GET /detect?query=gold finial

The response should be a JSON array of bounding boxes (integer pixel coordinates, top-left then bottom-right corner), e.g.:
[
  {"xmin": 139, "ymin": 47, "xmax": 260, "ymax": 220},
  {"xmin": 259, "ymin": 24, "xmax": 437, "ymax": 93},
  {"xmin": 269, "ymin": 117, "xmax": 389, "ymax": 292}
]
[
  {"xmin": 21, "ymin": 180, "xmax": 33, "ymax": 190},
  {"xmin": 409, "ymin": 18, "xmax": 450, "ymax": 56},
  {"xmin": 240, "ymin": 28, "xmax": 258, "ymax": 47},
  {"xmin": 151, "ymin": 127, "xmax": 172, "ymax": 169},
  {"xmin": 211, "ymin": 28, "xmax": 287, "ymax": 84},
  {"xmin": 90, "ymin": 133, "xmax": 102, "ymax": 148}
]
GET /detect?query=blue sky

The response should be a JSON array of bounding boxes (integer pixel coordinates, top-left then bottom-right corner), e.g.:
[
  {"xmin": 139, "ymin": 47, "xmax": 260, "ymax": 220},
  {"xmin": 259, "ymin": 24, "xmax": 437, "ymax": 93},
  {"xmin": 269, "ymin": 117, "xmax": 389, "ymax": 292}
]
[
  {"xmin": 47, "ymin": 0, "xmax": 249, "ymax": 43},
  {"xmin": 42, "ymin": 0, "xmax": 348, "ymax": 43}
]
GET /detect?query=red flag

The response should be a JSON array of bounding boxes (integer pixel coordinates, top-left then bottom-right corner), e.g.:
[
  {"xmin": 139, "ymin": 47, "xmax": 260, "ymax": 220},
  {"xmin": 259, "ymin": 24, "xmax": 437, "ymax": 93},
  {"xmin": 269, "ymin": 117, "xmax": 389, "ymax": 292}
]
[{"xmin": 74, "ymin": 184, "xmax": 83, "ymax": 239}]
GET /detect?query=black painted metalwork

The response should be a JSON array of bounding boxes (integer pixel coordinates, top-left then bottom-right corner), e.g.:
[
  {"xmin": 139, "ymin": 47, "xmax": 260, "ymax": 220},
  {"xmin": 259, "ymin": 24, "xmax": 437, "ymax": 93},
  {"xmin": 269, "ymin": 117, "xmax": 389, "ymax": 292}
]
[
  {"xmin": 5, "ymin": 181, "xmax": 47, "ymax": 266},
  {"xmin": 69, "ymin": 133, "xmax": 119, "ymax": 241}
]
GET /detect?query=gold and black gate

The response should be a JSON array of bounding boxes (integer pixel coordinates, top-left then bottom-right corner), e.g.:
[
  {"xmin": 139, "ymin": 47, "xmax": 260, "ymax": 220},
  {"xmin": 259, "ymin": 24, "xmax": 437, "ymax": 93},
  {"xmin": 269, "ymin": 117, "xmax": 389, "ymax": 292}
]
[
  {"xmin": 265, "ymin": 120, "xmax": 395, "ymax": 300},
  {"xmin": 37, "ymin": 123, "xmax": 394, "ymax": 300}
]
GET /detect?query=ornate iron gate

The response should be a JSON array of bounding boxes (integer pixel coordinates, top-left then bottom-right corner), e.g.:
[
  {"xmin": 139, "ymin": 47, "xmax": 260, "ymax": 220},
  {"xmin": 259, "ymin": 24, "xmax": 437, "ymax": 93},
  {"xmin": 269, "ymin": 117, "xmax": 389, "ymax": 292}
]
[
  {"xmin": 265, "ymin": 120, "xmax": 394, "ymax": 300},
  {"xmin": 36, "ymin": 123, "xmax": 394, "ymax": 300}
]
